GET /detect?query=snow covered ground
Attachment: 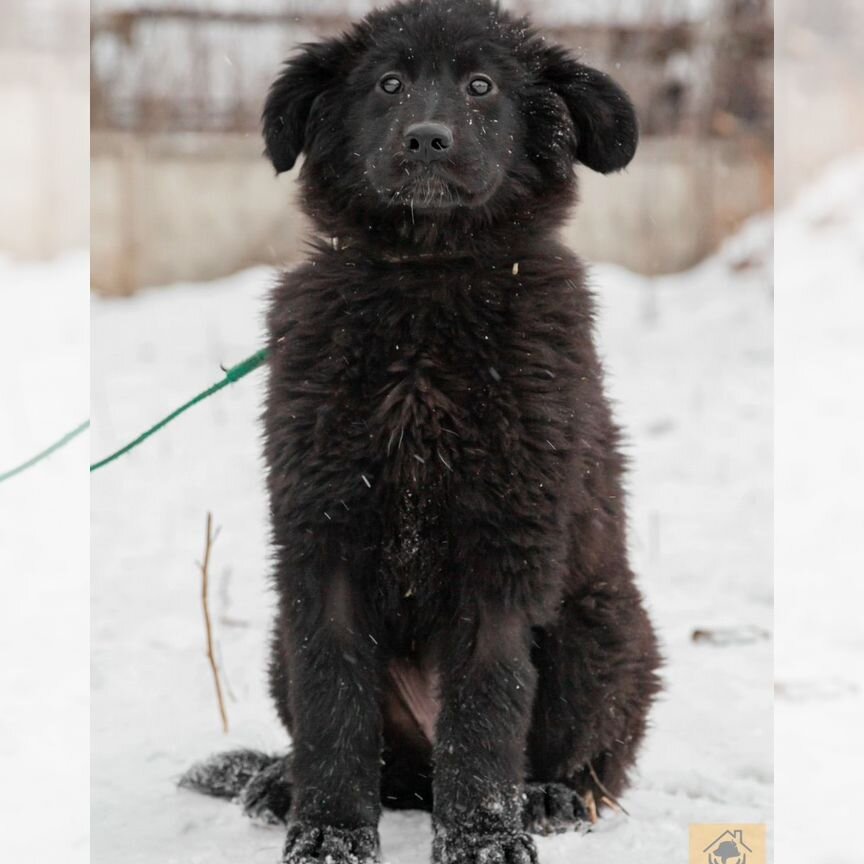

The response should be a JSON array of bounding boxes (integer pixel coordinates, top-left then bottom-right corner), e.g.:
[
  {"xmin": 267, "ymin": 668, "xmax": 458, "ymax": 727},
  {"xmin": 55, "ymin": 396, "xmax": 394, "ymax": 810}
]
[
  {"xmin": 89, "ymin": 191, "xmax": 774, "ymax": 863},
  {"xmin": 0, "ymin": 253, "xmax": 90, "ymax": 863},
  {"xmin": 774, "ymin": 155, "xmax": 864, "ymax": 864}
]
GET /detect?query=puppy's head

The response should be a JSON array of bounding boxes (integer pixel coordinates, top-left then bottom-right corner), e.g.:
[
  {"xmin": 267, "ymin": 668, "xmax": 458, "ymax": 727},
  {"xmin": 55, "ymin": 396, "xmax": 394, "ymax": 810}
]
[{"xmin": 263, "ymin": 0, "xmax": 637, "ymax": 241}]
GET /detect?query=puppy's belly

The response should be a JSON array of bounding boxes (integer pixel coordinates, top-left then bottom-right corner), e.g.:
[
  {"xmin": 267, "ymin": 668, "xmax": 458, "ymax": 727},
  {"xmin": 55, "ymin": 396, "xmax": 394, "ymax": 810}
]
[
  {"xmin": 387, "ymin": 658, "xmax": 441, "ymax": 744},
  {"xmin": 380, "ymin": 483, "xmax": 445, "ymax": 587}
]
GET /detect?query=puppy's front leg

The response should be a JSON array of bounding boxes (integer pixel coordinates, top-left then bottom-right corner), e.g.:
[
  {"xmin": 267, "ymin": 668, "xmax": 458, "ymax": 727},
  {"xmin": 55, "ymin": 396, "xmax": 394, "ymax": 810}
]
[
  {"xmin": 278, "ymin": 561, "xmax": 383, "ymax": 864},
  {"xmin": 432, "ymin": 608, "xmax": 539, "ymax": 864}
]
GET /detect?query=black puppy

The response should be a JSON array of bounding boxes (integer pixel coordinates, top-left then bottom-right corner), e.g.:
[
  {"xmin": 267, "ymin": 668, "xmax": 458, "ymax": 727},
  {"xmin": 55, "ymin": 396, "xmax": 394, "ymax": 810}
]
[{"xmin": 182, "ymin": 1, "xmax": 661, "ymax": 862}]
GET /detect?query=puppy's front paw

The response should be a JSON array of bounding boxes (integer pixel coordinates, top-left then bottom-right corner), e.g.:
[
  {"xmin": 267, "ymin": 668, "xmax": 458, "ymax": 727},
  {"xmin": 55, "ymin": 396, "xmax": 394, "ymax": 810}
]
[
  {"xmin": 433, "ymin": 826, "xmax": 537, "ymax": 864},
  {"xmin": 283, "ymin": 822, "xmax": 380, "ymax": 864}
]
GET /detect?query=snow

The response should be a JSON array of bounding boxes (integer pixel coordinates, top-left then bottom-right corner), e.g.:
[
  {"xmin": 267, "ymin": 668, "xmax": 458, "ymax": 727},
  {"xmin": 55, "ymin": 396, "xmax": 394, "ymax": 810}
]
[
  {"xmin": 87, "ymin": 186, "xmax": 776, "ymax": 863},
  {"xmin": 774, "ymin": 154, "xmax": 864, "ymax": 864},
  {"xmin": 0, "ymin": 252, "xmax": 89, "ymax": 863}
]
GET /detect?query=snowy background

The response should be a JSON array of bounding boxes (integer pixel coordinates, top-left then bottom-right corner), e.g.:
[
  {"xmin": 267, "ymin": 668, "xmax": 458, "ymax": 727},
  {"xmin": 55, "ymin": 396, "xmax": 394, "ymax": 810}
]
[
  {"xmin": 774, "ymin": 155, "xmax": 864, "ymax": 864},
  {"xmin": 0, "ymin": 253, "xmax": 89, "ymax": 863},
  {"xmin": 88, "ymin": 180, "xmax": 779, "ymax": 861}
]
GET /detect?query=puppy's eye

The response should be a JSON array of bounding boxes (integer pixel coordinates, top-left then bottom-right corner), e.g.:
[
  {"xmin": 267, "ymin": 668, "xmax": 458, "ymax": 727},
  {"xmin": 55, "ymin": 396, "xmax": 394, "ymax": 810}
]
[
  {"xmin": 468, "ymin": 76, "xmax": 494, "ymax": 96},
  {"xmin": 379, "ymin": 74, "xmax": 403, "ymax": 95}
]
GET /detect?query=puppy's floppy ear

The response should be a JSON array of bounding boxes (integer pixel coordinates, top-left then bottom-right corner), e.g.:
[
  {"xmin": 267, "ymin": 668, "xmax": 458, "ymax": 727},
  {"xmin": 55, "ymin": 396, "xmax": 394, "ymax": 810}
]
[
  {"xmin": 262, "ymin": 39, "xmax": 344, "ymax": 174},
  {"xmin": 542, "ymin": 48, "xmax": 638, "ymax": 174}
]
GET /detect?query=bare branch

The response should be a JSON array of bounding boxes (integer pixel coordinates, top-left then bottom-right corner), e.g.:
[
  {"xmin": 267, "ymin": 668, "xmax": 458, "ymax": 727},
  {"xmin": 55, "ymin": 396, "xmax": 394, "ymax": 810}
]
[
  {"xmin": 199, "ymin": 512, "xmax": 229, "ymax": 733},
  {"xmin": 587, "ymin": 762, "xmax": 630, "ymax": 817}
]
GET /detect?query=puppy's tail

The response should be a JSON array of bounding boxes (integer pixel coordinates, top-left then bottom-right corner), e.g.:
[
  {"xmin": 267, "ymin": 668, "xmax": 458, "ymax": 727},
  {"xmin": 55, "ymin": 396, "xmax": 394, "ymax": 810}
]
[{"xmin": 178, "ymin": 749, "xmax": 279, "ymax": 800}]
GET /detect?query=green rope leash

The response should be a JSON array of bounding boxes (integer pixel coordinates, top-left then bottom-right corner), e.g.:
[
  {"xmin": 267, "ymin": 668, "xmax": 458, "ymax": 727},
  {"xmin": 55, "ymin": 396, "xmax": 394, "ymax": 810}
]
[
  {"xmin": 0, "ymin": 348, "xmax": 268, "ymax": 486},
  {"xmin": 90, "ymin": 347, "xmax": 269, "ymax": 472},
  {"xmin": 0, "ymin": 421, "xmax": 91, "ymax": 485}
]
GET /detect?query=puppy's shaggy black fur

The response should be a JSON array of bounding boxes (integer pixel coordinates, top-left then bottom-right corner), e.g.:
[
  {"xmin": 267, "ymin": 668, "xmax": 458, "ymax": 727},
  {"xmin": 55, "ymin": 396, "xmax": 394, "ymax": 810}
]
[{"xmin": 182, "ymin": 2, "xmax": 661, "ymax": 862}]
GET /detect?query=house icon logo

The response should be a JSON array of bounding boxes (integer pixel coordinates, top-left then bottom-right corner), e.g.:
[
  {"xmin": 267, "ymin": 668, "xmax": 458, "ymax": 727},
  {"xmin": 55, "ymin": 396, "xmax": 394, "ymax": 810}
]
[
  {"xmin": 703, "ymin": 828, "xmax": 752, "ymax": 863},
  {"xmin": 690, "ymin": 824, "xmax": 765, "ymax": 864}
]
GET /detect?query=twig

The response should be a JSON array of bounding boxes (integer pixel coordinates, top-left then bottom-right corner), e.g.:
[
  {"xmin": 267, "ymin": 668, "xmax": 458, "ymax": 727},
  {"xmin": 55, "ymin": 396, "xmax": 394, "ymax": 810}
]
[
  {"xmin": 199, "ymin": 512, "xmax": 229, "ymax": 733},
  {"xmin": 601, "ymin": 795, "xmax": 624, "ymax": 814},
  {"xmin": 587, "ymin": 761, "xmax": 630, "ymax": 817},
  {"xmin": 582, "ymin": 789, "xmax": 599, "ymax": 825}
]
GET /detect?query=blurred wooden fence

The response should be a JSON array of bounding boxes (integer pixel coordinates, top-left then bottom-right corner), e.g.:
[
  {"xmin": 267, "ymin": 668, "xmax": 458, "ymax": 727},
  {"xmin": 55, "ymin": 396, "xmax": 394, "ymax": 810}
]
[
  {"xmin": 91, "ymin": 2, "xmax": 773, "ymax": 294},
  {"xmin": 0, "ymin": 0, "xmax": 89, "ymax": 259}
]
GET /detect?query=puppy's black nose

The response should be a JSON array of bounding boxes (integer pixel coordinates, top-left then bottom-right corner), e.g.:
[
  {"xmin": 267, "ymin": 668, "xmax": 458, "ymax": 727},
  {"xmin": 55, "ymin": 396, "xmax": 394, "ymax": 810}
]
[{"xmin": 404, "ymin": 122, "xmax": 453, "ymax": 162}]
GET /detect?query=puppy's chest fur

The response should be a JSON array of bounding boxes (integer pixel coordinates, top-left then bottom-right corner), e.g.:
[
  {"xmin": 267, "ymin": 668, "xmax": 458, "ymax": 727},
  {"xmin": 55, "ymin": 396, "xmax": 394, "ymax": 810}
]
[
  {"xmin": 358, "ymin": 280, "xmax": 503, "ymax": 606},
  {"xmin": 367, "ymin": 285, "xmax": 501, "ymax": 481},
  {"xmin": 267, "ymin": 251, "xmax": 586, "ymax": 595}
]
